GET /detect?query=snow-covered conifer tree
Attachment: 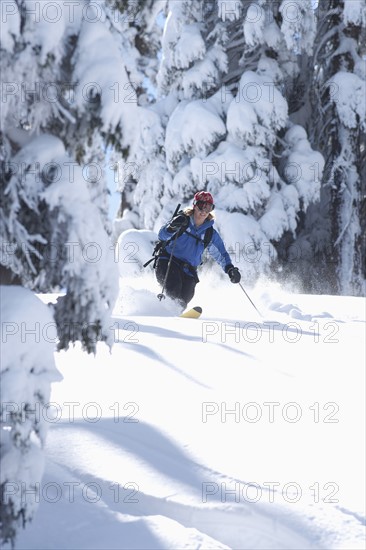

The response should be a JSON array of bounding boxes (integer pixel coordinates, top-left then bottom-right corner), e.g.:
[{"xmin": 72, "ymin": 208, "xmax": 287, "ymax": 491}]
[
  {"xmin": 293, "ymin": 0, "xmax": 366, "ymax": 294},
  {"xmin": 0, "ymin": 288, "xmax": 61, "ymax": 547},
  {"xmin": 121, "ymin": 0, "xmax": 324, "ymax": 283},
  {"xmin": 115, "ymin": 0, "xmax": 364, "ymax": 292},
  {"xmin": 0, "ymin": 0, "xmax": 145, "ymax": 543},
  {"xmin": 0, "ymin": 0, "xmax": 151, "ymax": 350}
]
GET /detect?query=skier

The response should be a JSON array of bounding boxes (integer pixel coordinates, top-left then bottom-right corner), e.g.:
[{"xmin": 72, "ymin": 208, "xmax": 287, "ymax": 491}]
[{"xmin": 155, "ymin": 191, "xmax": 241, "ymax": 310}]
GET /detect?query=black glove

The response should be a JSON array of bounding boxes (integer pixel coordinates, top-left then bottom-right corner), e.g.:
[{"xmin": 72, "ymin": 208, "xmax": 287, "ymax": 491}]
[
  {"xmin": 225, "ymin": 264, "xmax": 241, "ymax": 284},
  {"xmin": 167, "ymin": 214, "xmax": 190, "ymax": 234}
]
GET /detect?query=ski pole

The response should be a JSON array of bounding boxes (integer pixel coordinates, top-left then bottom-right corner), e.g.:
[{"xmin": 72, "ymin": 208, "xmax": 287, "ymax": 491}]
[
  {"xmin": 157, "ymin": 204, "xmax": 181, "ymax": 301},
  {"xmin": 157, "ymin": 230, "xmax": 180, "ymax": 301},
  {"xmin": 238, "ymin": 281, "xmax": 262, "ymax": 317}
]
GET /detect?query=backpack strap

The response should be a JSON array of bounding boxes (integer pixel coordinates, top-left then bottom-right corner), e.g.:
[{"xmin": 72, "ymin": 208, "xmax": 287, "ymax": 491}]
[
  {"xmin": 186, "ymin": 226, "xmax": 213, "ymax": 249},
  {"xmin": 143, "ymin": 240, "xmax": 166, "ymax": 268},
  {"xmin": 203, "ymin": 226, "xmax": 213, "ymax": 249}
]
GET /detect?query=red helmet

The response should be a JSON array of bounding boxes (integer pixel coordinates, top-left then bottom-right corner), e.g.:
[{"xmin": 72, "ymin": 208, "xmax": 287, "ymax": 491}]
[{"xmin": 193, "ymin": 191, "xmax": 214, "ymax": 205}]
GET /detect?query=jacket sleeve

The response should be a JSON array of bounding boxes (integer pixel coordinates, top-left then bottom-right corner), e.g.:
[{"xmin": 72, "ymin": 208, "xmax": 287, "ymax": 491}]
[
  {"xmin": 158, "ymin": 221, "xmax": 177, "ymax": 241},
  {"xmin": 207, "ymin": 229, "xmax": 233, "ymax": 271}
]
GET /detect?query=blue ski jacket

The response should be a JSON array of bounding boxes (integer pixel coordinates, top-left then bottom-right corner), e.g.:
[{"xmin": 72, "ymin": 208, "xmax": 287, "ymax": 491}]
[{"xmin": 158, "ymin": 215, "xmax": 233, "ymax": 276}]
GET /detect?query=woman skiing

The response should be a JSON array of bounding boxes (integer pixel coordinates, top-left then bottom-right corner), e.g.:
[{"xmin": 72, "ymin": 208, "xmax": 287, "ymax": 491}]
[{"xmin": 155, "ymin": 191, "xmax": 241, "ymax": 309}]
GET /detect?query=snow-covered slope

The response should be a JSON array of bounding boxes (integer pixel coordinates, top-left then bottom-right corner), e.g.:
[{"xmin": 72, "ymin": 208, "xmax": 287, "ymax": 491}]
[{"xmin": 13, "ymin": 274, "xmax": 366, "ymax": 549}]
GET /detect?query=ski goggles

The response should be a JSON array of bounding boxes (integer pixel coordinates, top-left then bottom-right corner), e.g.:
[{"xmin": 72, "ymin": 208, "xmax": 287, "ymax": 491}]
[{"xmin": 195, "ymin": 200, "xmax": 215, "ymax": 213}]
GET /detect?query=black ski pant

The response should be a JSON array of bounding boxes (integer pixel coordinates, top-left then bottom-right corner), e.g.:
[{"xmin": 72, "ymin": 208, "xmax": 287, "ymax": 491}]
[{"xmin": 156, "ymin": 257, "xmax": 197, "ymax": 309}]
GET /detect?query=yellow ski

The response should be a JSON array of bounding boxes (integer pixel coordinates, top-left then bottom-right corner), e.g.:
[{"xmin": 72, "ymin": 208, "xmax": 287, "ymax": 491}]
[{"xmin": 180, "ymin": 306, "xmax": 202, "ymax": 319}]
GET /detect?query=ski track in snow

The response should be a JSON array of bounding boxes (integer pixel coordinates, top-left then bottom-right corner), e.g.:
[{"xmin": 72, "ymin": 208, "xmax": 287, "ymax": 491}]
[
  {"xmin": 13, "ymin": 284, "xmax": 366, "ymax": 550},
  {"xmin": 39, "ymin": 424, "xmax": 321, "ymax": 550}
]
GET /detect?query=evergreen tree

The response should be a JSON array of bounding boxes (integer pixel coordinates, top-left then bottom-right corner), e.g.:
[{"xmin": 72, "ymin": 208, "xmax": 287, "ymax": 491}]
[
  {"xmin": 120, "ymin": 0, "xmax": 325, "ymax": 284},
  {"xmin": 292, "ymin": 0, "xmax": 366, "ymax": 294},
  {"xmin": 118, "ymin": 0, "xmax": 365, "ymax": 295},
  {"xmin": 0, "ymin": 287, "xmax": 61, "ymax": 547},
  {"xmin": 0, "ymin": 1, "xmax": 145, "ymax": 544},
  {"xmin": 0, "ymin": 0, "xmax": 150, "ymax": 350}
]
